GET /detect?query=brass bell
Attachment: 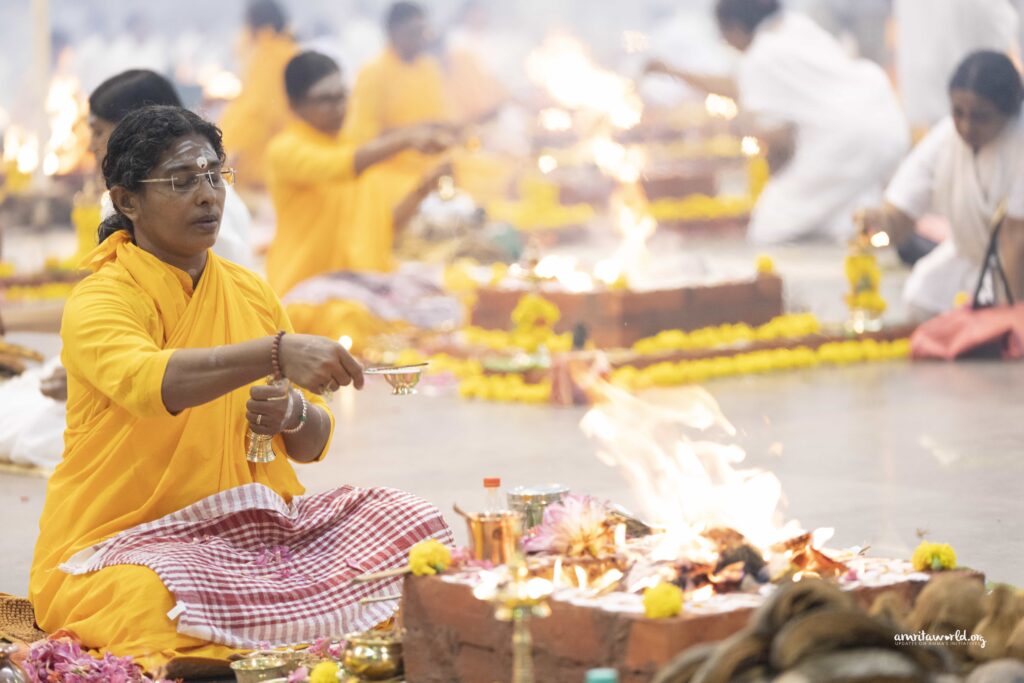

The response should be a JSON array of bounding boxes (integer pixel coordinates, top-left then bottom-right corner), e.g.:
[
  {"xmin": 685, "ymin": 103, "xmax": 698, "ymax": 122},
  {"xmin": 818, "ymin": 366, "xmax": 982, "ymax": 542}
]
[
  {"xmin": 245, "ymin": 376, "xmax": 280, "ymax": 464},
  {"xmin": 246, "ymin": 431, "xmax": 276, "ymax": 464}
]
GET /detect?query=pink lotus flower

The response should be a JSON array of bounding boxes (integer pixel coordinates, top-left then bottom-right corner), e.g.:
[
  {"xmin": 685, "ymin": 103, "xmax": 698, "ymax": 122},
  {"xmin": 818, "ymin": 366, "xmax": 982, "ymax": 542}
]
[
  {"xmin": 523, "ymin": 493, "xmax": 613, "ymax": 557},
  {"xmin": 23, "ymin": 638, "xmax": 171, "ymax": 683}
]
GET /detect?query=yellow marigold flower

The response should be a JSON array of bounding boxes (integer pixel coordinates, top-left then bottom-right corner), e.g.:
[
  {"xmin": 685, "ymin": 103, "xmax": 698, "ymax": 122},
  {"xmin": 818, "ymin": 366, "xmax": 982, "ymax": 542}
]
[
  {"xmin": 890, "ymin": 339, "xmax": 912, "ymax": 358},
  {"xmin": 309, "ymin": 660, "xmax": 340, "ymax": 683},
  {"xmin": 643, "ymin": 582, "xmax": 685, "ymax": 619},
  {"xmin": 490, "ymin": 262, "xmax": 510, "ymax": 286},
  {"xmin": 755, "ymin": 254, "xmax": 775, "ymax": 275},
  {"xmin": 511, "ymin": 293, "xmax": 561, "ymax": 328},
  {"xmin": 395, "ymin": 349, "xmax": 426, "ymax": 367},
  {"xmin": 912, "ymin": 541, "xmax": 957, "ymax": 572},
  {"xmin": 409, "ymin": 539, "xmax": 452, "ymax": 576}
]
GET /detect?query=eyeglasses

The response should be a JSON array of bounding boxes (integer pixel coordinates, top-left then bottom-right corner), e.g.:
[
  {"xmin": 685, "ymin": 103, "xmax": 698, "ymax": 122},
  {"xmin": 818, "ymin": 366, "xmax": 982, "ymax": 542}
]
[
  {"xmin": 304, "ymin": 92, "xmax": 346, "ymax": 107},
  {"xmin": 139, "ymin": 168, "xmax": 236, "ymax": 193}
]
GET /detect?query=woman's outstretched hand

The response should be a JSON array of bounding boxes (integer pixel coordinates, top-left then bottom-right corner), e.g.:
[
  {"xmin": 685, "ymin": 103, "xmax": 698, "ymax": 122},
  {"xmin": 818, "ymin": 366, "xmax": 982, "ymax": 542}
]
[{"xmin": 278, "ymin": 334, "xmax": 364, "ymax": 394}]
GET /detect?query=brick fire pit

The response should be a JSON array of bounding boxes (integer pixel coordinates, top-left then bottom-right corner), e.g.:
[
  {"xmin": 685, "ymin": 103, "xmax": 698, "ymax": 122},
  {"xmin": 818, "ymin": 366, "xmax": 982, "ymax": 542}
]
[
  {"xmin": 470, "ymin": 274, "xmax": 784, "ymax": 349},
  {"xmin": 401, "ymin": 571, "xmax": 977, "ymax": 683}
]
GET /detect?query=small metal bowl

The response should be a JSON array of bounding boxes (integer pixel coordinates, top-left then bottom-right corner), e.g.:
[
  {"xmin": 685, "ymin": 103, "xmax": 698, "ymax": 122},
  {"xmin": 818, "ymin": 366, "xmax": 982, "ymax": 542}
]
[
  {"xmin": 230, "ymin": 654, "xmax": 290, "ymax": 682},
  {"xmin": 342, "ymin": 631, "xmax": 404, "ymax": 680},
  {"xmin": 364, "ymin": 363, "xmax": 427, "ymax": 396}
]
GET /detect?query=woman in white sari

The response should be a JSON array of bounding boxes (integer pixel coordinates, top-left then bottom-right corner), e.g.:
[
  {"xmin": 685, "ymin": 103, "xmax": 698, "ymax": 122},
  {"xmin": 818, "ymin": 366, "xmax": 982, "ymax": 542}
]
[
  {"xmin": 862, "ymin": 51, "xmax": 1024, "ymax": 318},
  {"xmin": 647, "ymin": 0, "xmax": 909, "ymax": 244}
]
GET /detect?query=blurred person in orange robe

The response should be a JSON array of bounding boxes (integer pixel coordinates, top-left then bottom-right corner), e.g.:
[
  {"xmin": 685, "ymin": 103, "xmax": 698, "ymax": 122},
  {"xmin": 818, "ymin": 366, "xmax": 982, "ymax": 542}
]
[
  {"xmin": 265, "ymin": 51, "xmax": 452, "ymax": 297},
  {"xmin": 219, "ymin": 0, "xmax": 298, "ymax": 194},
  {"xmin": 344, "ymin": 2, "xmax": 454, "ymax": 214},
  {"xmin": 441, "ymin": 1, "xmax": 510, "ymax": 125}
]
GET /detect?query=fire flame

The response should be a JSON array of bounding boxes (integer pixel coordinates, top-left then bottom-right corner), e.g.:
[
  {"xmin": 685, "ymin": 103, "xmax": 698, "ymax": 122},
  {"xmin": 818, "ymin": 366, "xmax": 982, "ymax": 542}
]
[
  {"xmin": 526, "ymin": 34, "xmax": 643, "ymax": 131},
  {"xmin": 580, "ymin": 383, "xmax": 805, "ymax": 561},
  {"xmin": 688, "ymin": 585, "xmax": 715, "ymax": 602},
  {"xmin": 3, "ymin": 74, "xmax": 89, "ymax": 179},
  {"xmin": 197, "ymin": 65, "xmax": 243, "ymax": 101},
  {"xmin": 574, "ymin": 566, "xmax": 589, "ymax": 590},
  {"xmin": 538, "ymin": 107, "xmax": 573, "ymax": 132},
  {"xmin": 534, "ymin": 254, "xmax": 594, "ymax": 293},
  {"xmin": 741, "ymin": 135, "xmax": 761, "ymax": 157},
  {"xmin": 525, "ymin": 33, "xmax": 658, "ymax": 290},
  {"xmin": 4, "ymin": 127, "xmax": 40, "ymax": 174},
  {"xmin": 705, "ymin": 93, "xmax": 739, "ymax": 121}
]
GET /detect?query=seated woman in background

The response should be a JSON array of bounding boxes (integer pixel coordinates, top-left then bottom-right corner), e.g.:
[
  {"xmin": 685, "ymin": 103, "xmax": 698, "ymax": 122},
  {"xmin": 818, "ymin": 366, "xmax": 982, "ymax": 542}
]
[
  {"xmin": 646, "ymin": 0, "xmax": 909, "ymax": 244},
  {"xmin": 218, "ymin": 0, "xmax": 297, "ymax": 194},
  {"xmin": 265, "ymin": 51, "xmax": 451, "ymax": 296},
  {"xmin": 30, "ymin": 105, "xmax": 450, "ymax": 674},
  {"xmin": 89, "ymin": 69, "xmax": 254, "ymax": 268},
  {"xmin": 862, "ymin": 51, "xmax": 1024, "ymax": 318}
]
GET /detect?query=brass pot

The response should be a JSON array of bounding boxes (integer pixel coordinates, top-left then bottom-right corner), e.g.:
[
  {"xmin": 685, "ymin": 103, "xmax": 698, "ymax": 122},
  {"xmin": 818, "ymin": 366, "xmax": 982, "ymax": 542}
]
[
  {"xmin": 342, "ymin": 631, "xmax": 403, "ymax": 681},
  {"xmin": 230, "ymin": 655, "xmax": 290, "ymax": 682},
  {"xmin": 464, "ymin": 510, "xmax": 523, "ymax": 565}
]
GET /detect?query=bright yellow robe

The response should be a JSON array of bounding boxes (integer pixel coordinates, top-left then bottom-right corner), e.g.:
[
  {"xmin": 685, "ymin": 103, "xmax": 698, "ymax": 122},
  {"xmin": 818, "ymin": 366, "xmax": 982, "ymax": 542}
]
[
  {"xmin": 29, "ymin": 230, "xmax": 332, "ymax": 672},
  {"xmin": 343, "ymin": 49, "xmax": 451, "ymax": 214},
  {"xmin": 444, "ymin": 48, "xmax": 506, "ymax": 125},
  {"xmin": 219, "ymin": 28, "xmax": 298, "ymax": 190},
  {"xmin": 265, "ymin": 121, "xmax": 395, "ymax": 297}
]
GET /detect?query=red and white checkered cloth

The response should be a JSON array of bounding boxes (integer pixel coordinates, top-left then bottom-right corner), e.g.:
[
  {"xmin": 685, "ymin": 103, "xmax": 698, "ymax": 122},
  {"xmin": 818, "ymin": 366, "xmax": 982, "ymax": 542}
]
[{"xmin": 60, "ymin": 483, "xmax": 453, "ymax": 648}]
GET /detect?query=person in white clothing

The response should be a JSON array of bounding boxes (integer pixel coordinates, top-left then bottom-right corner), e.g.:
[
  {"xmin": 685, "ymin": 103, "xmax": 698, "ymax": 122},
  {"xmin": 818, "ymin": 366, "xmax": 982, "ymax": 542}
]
[
  {"xmin": 862, "ymin": 51, "xmax": 1024, "ymax": 318},
  {"xmin": 647, "ymin": 0, "xmax": 909, "ymax": 245},
  {"xmin": 88, "ymin": 70, "xmax": 254, "ymax": 268},
  {"xmin": 895, "ymin": 0, "xmax": 1019, "ymax": 133}
]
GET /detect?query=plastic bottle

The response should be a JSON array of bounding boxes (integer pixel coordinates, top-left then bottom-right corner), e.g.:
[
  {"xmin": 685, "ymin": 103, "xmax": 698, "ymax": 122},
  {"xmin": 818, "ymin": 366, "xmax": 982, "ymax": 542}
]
[
  {"xmin": 483, "ymin": 477, "xmax": 503, "ymax": 514},
  {"xmin": 585, "ymin": 668, "xmax": 619, "ymax": 683}
]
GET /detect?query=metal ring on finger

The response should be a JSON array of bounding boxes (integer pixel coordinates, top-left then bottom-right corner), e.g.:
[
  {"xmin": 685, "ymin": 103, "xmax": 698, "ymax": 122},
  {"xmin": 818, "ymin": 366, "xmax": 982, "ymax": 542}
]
[{"xmin": 256, "ymin": 414, "xmax": 263, "ymax": 426}]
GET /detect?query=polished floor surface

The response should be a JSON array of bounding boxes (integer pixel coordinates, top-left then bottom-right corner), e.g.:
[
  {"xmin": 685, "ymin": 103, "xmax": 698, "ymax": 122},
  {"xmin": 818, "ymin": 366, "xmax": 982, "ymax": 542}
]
[{"xmin": 2, "ymin": 239, "xmax": 1022, "ymax": 597}]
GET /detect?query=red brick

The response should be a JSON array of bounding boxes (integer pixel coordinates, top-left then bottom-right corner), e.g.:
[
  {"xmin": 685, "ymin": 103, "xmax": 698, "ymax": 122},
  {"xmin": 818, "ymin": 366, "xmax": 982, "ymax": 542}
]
[
  {"xmin": 402, "ymin": 573, "xmax": 983, "ymax": 682},
  {"xmin": 470, "ymin": 276, "xmax": 784, "ymax": 348}
]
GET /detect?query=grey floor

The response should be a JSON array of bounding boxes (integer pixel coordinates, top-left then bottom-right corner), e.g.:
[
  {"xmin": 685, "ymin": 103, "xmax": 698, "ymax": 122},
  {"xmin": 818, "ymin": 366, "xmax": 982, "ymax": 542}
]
[{"xmin": 2, "ymin": 239, "xmax": 1023, "ymax": 598}]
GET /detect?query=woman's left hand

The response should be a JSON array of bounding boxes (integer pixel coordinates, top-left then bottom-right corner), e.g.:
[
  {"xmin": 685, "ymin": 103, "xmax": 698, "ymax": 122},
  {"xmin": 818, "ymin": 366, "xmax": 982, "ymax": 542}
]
[{"xmin": 246, "ymin": 383, "xmax": 295, "ymax": 436}]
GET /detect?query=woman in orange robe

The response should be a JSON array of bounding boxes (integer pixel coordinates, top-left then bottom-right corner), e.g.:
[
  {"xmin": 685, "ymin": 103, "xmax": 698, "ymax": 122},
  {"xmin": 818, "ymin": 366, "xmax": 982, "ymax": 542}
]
[
  {"xmin": 265, "ymin": 51, "xmax": 451, "ymax": 296},
  {"xmin": 29, "ymin": 105, "xmax": 449, "ymax": 674},
  {"xmin": 343, "ymin": 2, "xmax": 453, "ymax": 213},
  {"xmin": 218, "ymin": 0, "xmax": 298, "ymax": 192}
]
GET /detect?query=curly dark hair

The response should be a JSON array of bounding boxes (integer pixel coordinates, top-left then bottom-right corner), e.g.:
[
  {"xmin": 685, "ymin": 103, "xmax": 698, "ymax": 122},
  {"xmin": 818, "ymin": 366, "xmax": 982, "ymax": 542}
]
[
  {"xmin": 715, "ymin": 0, "xmax": 781, "ymax": 33},
  {"xmin": 99, "ymin": 105, "xmax": 225, "ymax": 243}
]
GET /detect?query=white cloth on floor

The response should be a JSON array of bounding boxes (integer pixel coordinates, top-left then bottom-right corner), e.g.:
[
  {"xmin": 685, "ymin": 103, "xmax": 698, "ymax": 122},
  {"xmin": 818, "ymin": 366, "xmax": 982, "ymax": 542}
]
[
  {"xmin": 100, "ymin": 184, "xmax": 254, "ymax": 268},
  {"xmin": 737, "ymin": 11, "xmax": 910, "ymax": 245},
  {"xmin": 886, "ymin": 116, "xmax": 1024, "ymax": 314},
  {"xmin": 0, "ymin": 357, "xmax": 65, "ymax": 470},
  {"xmin": 895, "ymin": 0, "xmax": 1020, "ymax": 130}
]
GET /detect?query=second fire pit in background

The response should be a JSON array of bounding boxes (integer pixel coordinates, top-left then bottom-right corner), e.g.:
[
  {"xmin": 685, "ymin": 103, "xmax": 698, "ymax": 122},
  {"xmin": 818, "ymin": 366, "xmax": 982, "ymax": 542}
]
[{"xmin": 471, "ymin": 274, "xmax": 784, "ymax": 348}]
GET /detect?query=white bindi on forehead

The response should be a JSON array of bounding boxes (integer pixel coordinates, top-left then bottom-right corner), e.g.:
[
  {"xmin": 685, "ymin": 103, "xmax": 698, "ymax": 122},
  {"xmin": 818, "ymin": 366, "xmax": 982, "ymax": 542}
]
[{"xmin": 160, "ymin": 137, "xmax": 217, "ymax": 171}]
